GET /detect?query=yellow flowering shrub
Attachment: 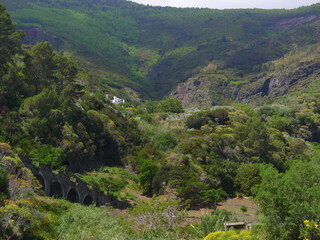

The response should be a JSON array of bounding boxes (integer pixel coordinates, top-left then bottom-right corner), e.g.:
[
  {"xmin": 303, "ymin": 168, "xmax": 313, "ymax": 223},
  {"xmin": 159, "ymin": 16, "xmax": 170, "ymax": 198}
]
[
  {"xmin": 204, "ymin": 230, "xmax": 258, "ymax": 240},
  {"xmin": 301, "ymin": 219, "xmax": 320, "ymax": 239}
]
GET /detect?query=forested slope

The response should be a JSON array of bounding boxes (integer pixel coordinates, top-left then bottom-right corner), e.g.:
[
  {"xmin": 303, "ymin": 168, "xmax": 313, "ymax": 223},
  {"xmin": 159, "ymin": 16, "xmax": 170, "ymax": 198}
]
[
  {"xmin": 2, "ymin": 0, "xmax": 320, "ymax": 100},
  {"xmin": 1, "ymin": 3, "xmax": 320, "ymax": 240}
]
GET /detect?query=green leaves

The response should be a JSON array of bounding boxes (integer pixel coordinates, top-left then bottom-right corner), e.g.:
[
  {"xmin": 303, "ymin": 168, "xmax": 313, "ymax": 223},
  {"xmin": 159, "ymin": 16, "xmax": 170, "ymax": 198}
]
[
  {"xmin": 235, "ymin": 163, "xmax": 261, "ymax": 196},
  {"xmin": 137, "ymin": 159, "xmax": 158, "ymax": 196},
  {"xmin": 255, "ymin": 161, "xmax": 320, "ymax": 240},
  {"xmin": 152, "ymin": 132, "xmax": 177, "ymax": 151},
  {"xmin": 157, "ymin": 97, "xmax": 183, "ymax": 113},
  {"xmin": 30, "ymin": 144, "xmax": 63, "ymax": 169},
  {"xmin": 201, "ymin": 188, "xmax": 227, "ymax": 207}
]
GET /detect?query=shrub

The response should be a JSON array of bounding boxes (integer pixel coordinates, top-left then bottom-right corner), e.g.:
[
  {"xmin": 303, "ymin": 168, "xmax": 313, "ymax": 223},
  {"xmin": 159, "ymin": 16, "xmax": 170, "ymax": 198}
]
[
  {"xmin": 240, "ymin": 205, "xmax": 248, "ymax": 213},
  {"xmin": 153, "ymin": 132, "xmax": 177, "ymax": 151},
  {"xmin": 255, "ymin": 161, "xmax": 320, "ymax": 240},
  {"xmin": 137, "ymin": 159, "xmax": 158, "ymax": 196},
  {"xmin": 0, "ymin": 204, "xmax": 30, "ymax": 239},
  {"xmin": 211, "ymin": 108, "xmax": 229, "ymax": 125},
  {"xmin": 201, "ymin": 188, "xmax": 228, "ymax": 208},
  {"xmin": 59, "ymin": 205, "xmax": 129, "ymax": 240},
  {"xmin": 30, "ymin": 144, "xmax": 64, "ymax": 169},
  {"xmin": 204, "ymin": 230, "xmax": 257, "ymax": 240},
  {"xmin": 186, "ymin": 112, "xmax": 205, "ymax": 129},
  {"xmin": 234, "ymin": 164, "xmax": 261, "ymax": 196},
  {"xmin": 77, "ymin": 171, "xmax": 127, "ymax": 195},
  {"xmin": 131, "ymin": 197, "xmax": 184, "ymax": 235},
  {"xmin": 157, "ymin": 97, "xmax": 183, "ymax": 113}
]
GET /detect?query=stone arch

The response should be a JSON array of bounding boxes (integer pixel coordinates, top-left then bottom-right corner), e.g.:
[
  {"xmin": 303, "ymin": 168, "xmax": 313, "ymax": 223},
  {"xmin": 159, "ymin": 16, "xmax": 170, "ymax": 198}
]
[
  {"xmin": 83, "ymin": 194, "xmax": 94, "ymax": 205},
  {"xmin": 66, "ymin": 188, "xmax": 79, "ymax": 203},
  {"xmin": 50, "ymin": 181, "xmax": 63, "ymax": 198}
]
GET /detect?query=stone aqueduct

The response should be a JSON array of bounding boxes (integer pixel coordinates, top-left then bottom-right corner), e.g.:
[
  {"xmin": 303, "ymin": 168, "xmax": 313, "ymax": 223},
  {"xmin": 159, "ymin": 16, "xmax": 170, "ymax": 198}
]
[{"xmin": 22, "ymin": 158, "xmax": 127, "ymax": 208}]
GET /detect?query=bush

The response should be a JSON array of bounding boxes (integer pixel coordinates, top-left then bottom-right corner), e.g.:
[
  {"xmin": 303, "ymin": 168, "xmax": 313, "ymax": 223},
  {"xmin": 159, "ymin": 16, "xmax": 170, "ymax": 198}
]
[
  {"xmin": 211, "ymin": 108, "xmax": 229, "ymax": 125},
  {"xmin": 153, "ymin": 132, "xmax": 177, "ymax": 151},
  {"xmin": 137, "ymin": 159, "xmax": 158, "ymax": 196},
  {"xmin": 59, "ymin": 205, "xmax": 129, "ymax": 240},
  {"xmin": 201, "ymin": 188, "xmax": 228, "ymax": 208},
  {"xmin": 0, "ymin": 204, "xmax": 31, "ymax": 239},
  {"xmin": 77, "ymin": 170, "xmax": 128, "ymax": 196},
  {"xmin": 234, "ymin": 164, "xmax": 261, "ymax": 196},
  {"xmin": 204, "ymin": 230, "xmax": 257, "ymax": 240},
  {"xmin": 157, "ymin": 97, "xmax": 183, "ymax": 113},
  {"xmin": 255, "ymin": 161, "xmax": 320, "ymax": 240},
  {"xmin": 186, "ymin": 112, "xmax": 205, "ymax": 129},
  {"xmin": 240, "ymin": 205, "xmax": 247, "ymax": 213},
  {"xmin": 30, "ymin": 145, "xmax": 64, "ymax": 169},
  {"xmin": 131, "ymin": 197, "xmax": 184, "ymax": 235}
]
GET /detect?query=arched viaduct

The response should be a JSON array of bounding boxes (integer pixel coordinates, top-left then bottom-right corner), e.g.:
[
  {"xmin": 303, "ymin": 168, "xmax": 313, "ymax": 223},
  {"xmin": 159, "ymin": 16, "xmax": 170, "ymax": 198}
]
[{"xmin": 22, "ymin": 158, "xmax": 127, "ymax": 208}]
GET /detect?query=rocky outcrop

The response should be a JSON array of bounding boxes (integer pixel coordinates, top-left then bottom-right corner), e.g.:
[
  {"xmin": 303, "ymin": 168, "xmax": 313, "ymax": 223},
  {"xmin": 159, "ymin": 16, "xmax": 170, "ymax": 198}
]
[
  {"xmin": 274, "ymin": 14, "xmax": 319, "ymax": 31},
  {"xmin": 170, "ymin": 77, "xmax": 212, "ymax": 108},
  {"xmin": 236, "ymin": 62, "xmax": 320, "ymax": 103}
]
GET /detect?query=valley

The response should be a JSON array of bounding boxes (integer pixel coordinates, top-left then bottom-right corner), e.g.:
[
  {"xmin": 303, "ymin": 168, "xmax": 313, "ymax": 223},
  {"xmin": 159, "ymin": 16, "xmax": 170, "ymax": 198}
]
[{"xmin": 0, "ymin": 1, "xmax": 320, "ymax": 240}]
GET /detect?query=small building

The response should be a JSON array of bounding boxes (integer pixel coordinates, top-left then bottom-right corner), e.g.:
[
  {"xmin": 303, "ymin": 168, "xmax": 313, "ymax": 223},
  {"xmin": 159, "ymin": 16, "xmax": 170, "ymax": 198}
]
[
  {"xmin": 224, "ymin": 222, "xmax": 252, "ymax": 231},
  {"xmin": 111, "ymin": 96, "xmax": 125, "ymax": 105}
]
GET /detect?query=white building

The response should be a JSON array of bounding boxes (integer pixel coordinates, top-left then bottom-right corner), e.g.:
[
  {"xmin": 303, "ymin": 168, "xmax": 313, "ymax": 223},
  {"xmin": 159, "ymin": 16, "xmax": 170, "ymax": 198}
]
[{"xmin": 112, "ymin": 96, "xmax": 125, "ymax": 105}]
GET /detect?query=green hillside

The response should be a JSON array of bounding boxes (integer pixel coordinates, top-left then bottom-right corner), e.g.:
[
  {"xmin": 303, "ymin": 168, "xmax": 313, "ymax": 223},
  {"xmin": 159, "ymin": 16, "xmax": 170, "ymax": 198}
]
[
  {"xmin": 2, "ymin": 4, "xmax": 320, "ymax": 239},
  {"xmin": 2, "ymin": 0, "xmax": 320, "ymax": 99}
]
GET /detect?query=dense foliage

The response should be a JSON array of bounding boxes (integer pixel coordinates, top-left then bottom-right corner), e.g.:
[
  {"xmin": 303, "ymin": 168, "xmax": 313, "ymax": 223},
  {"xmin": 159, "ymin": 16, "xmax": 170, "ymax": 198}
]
[
  {"xmin": 0, "ymin": 4, "xmax": 141, "ymax": 172},
  {"xmin": 1, "ymin": 3, "xmax": 320, "ymax": 240},
  {"xmin": 255, "ymin": 161, "xmax": 320, "ymax": 240}
]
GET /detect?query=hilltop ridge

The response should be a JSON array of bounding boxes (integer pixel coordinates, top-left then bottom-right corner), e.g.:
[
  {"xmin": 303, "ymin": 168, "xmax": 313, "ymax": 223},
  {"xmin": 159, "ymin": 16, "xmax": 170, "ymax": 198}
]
[{"xmin": 2, "ymin": 0, "xmax": 320, "ymax": 103}]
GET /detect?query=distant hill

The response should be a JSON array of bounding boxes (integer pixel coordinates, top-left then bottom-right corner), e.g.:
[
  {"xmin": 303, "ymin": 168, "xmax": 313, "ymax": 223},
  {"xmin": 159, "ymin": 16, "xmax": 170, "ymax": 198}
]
[{"xmin": 3, "ymin": 0, "xmax": 320, "ymax": 102}]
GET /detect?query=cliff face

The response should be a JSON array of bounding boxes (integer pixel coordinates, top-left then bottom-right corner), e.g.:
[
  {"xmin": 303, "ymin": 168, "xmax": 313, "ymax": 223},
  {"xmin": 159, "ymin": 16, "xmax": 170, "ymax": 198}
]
[
  {"xmin": 170, "ymin": 68, "xmax": 238, "ymax": 107},
  {"xmin": 274, "ymin": 14, "xmax": 319, "ymax": 30},
  {"xmin": 236, "ymin": 46, "xmax": 320, "ymax": 104},
  {"xmin": 170, "ymin": 78, "xmax": 212, "ymax": 108},
  {"xmin": 171, "ymin": 43, "xmax": 320, "ymax": 106}
]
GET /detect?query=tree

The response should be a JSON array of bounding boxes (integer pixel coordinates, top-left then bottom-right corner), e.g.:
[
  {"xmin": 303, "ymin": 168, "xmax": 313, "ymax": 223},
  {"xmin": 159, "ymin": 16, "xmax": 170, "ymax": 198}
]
[
  {"xmin": 52, "ymin": 53, "xmax": 78, "ymax": 92},
  {"xmin": 0, "ymin": 4, "xmax": 24, "ymax": 107},
  {"xmin": 157, "ymin": 97, "xmax": 183, "ymax": 113},
  {"xmin": 234, "ymin": 163, "xmax": 261, "ymax": 196},
  {"xmin": 27, "ymin": 42, "xmax": 55, "ymax": 94},
  {"xmin": 137, "ymin": 159, "xmax": 158, "ymax": 196},
  {"xmin": 240, "ymin": 205, "xmax": 247, "ymax": 213},
  {"xmin": 202, "ymin": 188, "xmax": 227, "ymax": 209},
  {"xmin": 234, "ymin": 117, "xmax": 286, "ymax": 166},
  {"xmin": 0, "ymin": 202, "xmax": 33, "ymax": 239},
  {"xmin": 143, "ymin": 100, "xmax": 158, "ymax": 113},
  {"xmin": 0, "ymin": 4, "xmax": 23, "ymax": 74},
  {"xmin": 186, "ymin": 112, "xmax": 205, "ymax": 129},
  {"xmin": 255, "ymin": 161, "xmax": 320, "ymax": 240}
]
